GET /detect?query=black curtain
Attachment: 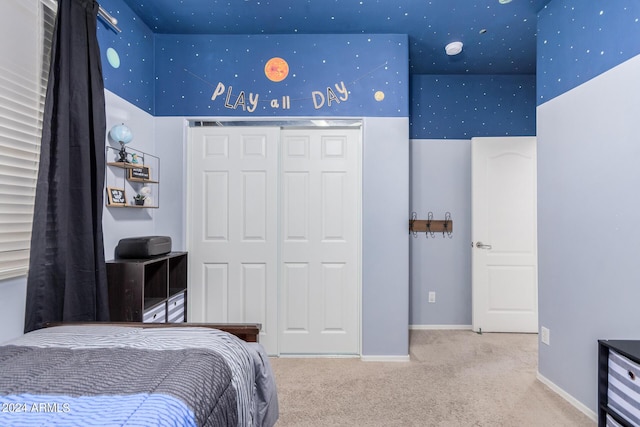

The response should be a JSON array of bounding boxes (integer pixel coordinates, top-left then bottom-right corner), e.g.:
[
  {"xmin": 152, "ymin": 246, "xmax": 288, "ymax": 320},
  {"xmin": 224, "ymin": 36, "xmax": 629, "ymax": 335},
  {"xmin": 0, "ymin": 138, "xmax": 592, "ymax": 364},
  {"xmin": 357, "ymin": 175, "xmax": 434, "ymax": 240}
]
[{"xmin": 25, "ymin": 0, "xmax": 109, "ymax": 332}]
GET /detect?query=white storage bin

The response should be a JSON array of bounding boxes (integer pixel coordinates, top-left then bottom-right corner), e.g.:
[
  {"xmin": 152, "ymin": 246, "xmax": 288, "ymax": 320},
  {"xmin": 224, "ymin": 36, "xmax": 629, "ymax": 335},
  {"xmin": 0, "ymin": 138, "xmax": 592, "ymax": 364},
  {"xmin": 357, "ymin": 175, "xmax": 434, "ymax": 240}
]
[
  {"xmin": 167, "ymin": 292, "xmax": 185, "ymax": 323},
  {"xmin": 606, "ymin": 413, "xmax": 625, "ymax": 427},
  {"xmin": 143, "ymin": 302, "xmax": 166, "ymax": 323},
  {"xmin": 608, "ymin": 350, "xmax": 640, "ymax": 426}
]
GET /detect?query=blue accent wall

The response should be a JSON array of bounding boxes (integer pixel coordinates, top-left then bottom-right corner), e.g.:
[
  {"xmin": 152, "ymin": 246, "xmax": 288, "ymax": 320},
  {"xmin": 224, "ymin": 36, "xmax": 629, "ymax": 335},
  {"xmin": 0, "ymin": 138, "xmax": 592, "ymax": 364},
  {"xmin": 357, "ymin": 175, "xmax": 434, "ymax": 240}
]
[
  {"xmin": 154, "ymin": 34, "xmax": 408, "ymax": 117},
  {"xmin": 96, "ymin": 0, "xmax": 155, "ymax": 114},
  {"xmin": 537, "ymin": 0, "xmax": 640, "ymax": 105},
  {"xmin": 410, "ymin": 75, "xmax": 536, "ymax": 139},
  {"xmin": 96, "ymin": 1, "xmax": 409, "ymax": 118}
]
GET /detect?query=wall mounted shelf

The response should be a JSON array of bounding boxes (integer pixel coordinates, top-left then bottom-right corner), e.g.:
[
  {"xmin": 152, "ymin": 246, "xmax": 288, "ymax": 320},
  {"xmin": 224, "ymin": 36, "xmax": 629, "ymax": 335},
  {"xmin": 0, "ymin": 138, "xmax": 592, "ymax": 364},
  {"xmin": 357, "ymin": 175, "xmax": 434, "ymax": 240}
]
[{"xmin": 105, "ymin": 146, "xmax": 160, "ymax": 208}]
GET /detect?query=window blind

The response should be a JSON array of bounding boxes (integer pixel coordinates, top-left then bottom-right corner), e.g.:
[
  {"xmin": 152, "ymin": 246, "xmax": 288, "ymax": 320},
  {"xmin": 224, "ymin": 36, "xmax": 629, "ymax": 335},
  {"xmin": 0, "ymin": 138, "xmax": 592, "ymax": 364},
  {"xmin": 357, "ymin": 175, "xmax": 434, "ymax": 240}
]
[{"xmin": 0, "ymin": 0, "xmax": 55, "ymax": 279}]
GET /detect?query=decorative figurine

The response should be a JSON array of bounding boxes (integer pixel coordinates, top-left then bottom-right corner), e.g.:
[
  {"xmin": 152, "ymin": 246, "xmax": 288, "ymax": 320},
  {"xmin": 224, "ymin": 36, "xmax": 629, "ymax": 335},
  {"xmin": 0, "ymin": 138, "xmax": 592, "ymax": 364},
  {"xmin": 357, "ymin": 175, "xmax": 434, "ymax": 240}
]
[{"xmin": 140, "ymin": 186, "xmax": 152, "ymax": 207}]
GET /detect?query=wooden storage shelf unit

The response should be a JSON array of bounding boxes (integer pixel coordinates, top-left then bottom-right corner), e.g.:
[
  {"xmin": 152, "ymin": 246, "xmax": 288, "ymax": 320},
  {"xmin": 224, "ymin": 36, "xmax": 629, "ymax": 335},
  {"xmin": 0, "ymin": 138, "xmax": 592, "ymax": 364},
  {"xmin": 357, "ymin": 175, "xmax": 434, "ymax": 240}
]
[
  {"xmin": 106, "ymin": 252, "xmax": 187, "ymax": 323},
  {"xmin": 598, "ymin": 339, "xmax": 640, "ymax": 426},
  {"xmin": 168, "ymin": 254, "xmax": 188, "ymax": 298}
]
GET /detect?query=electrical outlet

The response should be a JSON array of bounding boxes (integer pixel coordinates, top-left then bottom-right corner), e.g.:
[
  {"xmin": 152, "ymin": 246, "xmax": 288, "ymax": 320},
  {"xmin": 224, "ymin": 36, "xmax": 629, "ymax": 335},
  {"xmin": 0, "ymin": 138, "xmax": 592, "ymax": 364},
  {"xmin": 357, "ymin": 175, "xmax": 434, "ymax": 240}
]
[
  {"xmin": 428, "ymin": 291, "xmax": 436, "ymax": 303},
  {"xmin": 541, "ymin": 326, "xmax": 550, "ymax": 345}
]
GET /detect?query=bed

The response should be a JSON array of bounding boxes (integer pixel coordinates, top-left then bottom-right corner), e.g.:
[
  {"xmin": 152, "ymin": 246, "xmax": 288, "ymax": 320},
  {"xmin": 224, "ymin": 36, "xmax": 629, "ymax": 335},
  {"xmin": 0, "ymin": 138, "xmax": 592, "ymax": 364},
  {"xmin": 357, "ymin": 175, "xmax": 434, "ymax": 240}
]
[{"xmin": 0, "ymin": 323, "xmax": 278, "ymax": 427}]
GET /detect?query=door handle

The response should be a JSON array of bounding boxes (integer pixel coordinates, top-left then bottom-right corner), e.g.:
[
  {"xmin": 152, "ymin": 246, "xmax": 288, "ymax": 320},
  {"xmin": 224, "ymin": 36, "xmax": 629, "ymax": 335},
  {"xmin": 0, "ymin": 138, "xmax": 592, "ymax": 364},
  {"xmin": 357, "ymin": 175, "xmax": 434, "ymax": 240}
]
[{"xmin": 475, "ymin": 241, "xmax": 492, "ymax": 250}]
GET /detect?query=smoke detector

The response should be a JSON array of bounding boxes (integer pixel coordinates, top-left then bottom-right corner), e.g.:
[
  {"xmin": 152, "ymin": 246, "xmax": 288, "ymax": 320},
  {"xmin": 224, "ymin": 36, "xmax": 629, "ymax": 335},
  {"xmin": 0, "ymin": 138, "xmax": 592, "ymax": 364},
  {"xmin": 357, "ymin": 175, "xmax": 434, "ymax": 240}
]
[{"xmin": 445, "ymin": 41, "xmax": 463, "ymax": 56}]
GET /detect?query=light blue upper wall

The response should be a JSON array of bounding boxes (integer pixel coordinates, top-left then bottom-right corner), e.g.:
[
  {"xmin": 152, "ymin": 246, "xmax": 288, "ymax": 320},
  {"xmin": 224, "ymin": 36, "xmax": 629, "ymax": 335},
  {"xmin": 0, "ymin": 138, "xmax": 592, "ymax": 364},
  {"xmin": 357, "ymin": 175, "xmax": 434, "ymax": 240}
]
[
  {"xmin": 410, "ymin": 74, "xmax": 536, "ymax": 139},
  {"xmin": 537, "ymin": 0, "xmax": 640, "ymax": 105},
  {"xmin": 537, "ymin": 0, "xmax": 640, "ymax": 414}
]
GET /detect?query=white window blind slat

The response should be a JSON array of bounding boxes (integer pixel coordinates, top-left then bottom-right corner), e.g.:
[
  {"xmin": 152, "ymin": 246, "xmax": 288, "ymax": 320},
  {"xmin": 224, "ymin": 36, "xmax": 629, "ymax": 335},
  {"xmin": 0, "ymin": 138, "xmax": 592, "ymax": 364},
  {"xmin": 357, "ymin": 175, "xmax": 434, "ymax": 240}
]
[
  {"xmin": 0, "ymin": 89, "xmax": 40, "ymax": 114},
  {"xmin": 0, "ymin": 255, "xmax": 30, "ymax": 280},
  {"xmin": 0, "ymin": 172, "xmax": 38, "ymax": 186},
  {"xmin": 0, "ymin": 145, "xmax": 40, "ymax": 159},
  {"xmin": 0, "ymin": 194, "xmax": 36, "ymax": 206},
  {"xmin": 0, "ymin": 139, "xmax": 40, "ymax": 157},
  {"xmin": 0, "ymin": 97, "xmax": 41, "ymax": 121},
  {"xmin": 0, "ymin": 214, "xmax": 34, "ymax": 224},
  {"xmin": 0, "ymin": 166, "xmax": 38, "ymax": 184},
  {"xmin": 0, "ymin": 127, "xmax": 42, "ymax": 149},
  {"xmin": 0, "ymin": 236, "xmax": 31, "ymax": 252},
  {"xmin": 0, "ymin": 65, "xmax": 39, "ymax": 88},
  {"xmin": 0, "ymin": 154, "xmax": 39, "ymax": 168},
  {"xmin": 0, "ymin": 0, "xmax": 54, "ymax": 279},
  {"xmin": 0, "ymin": 203, "xmax": 37, "ymax": 215},
  {"xmin": 0, "ymin": 70, "xmax": 40, "ymax": 92}
]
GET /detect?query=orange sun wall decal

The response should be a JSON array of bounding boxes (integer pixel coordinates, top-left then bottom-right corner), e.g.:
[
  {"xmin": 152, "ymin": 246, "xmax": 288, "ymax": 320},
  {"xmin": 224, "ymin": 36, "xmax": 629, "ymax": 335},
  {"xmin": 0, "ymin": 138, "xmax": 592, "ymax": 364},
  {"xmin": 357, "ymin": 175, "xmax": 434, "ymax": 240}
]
[{"xmin": 264, "ymin": 57, "xmax": 289, "ymax": 82}]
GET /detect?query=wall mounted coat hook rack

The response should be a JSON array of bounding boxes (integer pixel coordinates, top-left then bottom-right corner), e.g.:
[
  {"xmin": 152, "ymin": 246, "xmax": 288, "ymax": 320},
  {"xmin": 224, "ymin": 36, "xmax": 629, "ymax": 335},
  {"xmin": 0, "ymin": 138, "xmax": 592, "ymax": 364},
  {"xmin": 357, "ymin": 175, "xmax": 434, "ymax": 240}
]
[{"xmin": 409, "ymin": 211, "xmax": 453, "ymax": 238}]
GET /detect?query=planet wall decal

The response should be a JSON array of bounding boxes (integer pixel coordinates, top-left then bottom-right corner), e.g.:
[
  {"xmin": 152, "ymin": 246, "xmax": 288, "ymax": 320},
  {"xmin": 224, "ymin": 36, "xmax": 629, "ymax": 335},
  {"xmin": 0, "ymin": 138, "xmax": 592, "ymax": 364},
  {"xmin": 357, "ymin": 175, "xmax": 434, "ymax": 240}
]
[
  {"xmin": 106, "ymin": 47, "xmax": 120, "ymax": 69},
  {"xmin": 264, "ymin": 57, "xmax": 289, "ymax": 82}
]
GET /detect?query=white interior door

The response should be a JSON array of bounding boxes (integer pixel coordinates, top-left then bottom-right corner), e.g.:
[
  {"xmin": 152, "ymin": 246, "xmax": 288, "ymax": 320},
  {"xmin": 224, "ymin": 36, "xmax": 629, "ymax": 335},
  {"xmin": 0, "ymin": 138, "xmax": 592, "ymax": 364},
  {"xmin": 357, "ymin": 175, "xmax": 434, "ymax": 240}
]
[
  {"xmin": 472, "ymin": 136, "xmax": 538, "ymax": 333},
  {"xmin": 188, "ymin": 127, "xmax": 279, "ymax": 353},
  {"xmin": 279, "ymin": 128, "xmax": 360, "ymax": 355}
]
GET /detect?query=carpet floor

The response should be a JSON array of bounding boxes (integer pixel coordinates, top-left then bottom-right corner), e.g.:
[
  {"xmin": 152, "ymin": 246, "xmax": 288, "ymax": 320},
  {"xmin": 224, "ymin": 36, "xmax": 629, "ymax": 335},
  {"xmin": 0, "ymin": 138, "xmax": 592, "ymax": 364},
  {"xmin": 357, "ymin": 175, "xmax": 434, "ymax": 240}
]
[{"xmin": 269, "ymin": 330, "xmax": 595, "ymax": 426}]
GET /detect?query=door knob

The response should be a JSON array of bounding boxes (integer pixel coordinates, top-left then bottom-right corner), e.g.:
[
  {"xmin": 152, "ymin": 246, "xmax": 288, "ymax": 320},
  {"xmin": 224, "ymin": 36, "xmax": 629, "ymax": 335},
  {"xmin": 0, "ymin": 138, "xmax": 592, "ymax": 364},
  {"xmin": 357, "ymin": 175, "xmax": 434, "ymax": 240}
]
[{"xmin": 475, "ymin": 241, "xmax": 492, "ymax": 250}]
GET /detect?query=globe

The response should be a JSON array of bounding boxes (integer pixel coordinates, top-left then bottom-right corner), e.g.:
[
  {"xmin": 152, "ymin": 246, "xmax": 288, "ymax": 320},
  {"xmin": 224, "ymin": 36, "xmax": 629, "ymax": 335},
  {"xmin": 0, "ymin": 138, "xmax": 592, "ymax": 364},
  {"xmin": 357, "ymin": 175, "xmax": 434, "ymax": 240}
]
[
  {"xmin": 109, "ymin": 124, "xmax": 133, "ymax": 163},
  {"xmin": 109, "ymin": 124, "xmax": 133, "ymax": 144}
]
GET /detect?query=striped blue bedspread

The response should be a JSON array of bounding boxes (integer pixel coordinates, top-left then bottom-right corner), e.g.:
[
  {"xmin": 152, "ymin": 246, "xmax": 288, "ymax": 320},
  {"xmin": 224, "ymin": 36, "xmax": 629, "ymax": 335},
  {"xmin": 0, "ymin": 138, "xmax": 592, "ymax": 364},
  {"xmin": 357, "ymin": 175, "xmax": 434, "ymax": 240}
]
[{"xmin": 0, "ymin": 326, "xmax": 279, "ymax": 427}]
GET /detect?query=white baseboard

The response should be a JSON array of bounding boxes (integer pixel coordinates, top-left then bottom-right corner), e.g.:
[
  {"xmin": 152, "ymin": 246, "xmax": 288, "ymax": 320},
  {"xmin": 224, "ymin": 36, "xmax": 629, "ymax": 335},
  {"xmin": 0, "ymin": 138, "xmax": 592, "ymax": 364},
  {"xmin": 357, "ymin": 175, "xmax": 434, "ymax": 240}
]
[
  {"xmin": 410, "ymin": 324, "xmax": 472, "ymax": 330},
  {"xmin": 361, "ymin": 355, "xmax": 410, "ymax": 362},
  {"xmin": 536, "ymin": 372, "xmax": 597, "ymax": 422}
]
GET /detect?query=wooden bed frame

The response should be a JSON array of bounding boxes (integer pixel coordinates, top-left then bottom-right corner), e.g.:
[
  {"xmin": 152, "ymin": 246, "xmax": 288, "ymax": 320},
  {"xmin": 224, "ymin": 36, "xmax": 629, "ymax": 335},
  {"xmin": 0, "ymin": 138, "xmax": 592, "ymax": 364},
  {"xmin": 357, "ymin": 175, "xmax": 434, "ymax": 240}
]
[{"xmin": 44, "ymin": 322, "xmax": 261, "ymax": 343}]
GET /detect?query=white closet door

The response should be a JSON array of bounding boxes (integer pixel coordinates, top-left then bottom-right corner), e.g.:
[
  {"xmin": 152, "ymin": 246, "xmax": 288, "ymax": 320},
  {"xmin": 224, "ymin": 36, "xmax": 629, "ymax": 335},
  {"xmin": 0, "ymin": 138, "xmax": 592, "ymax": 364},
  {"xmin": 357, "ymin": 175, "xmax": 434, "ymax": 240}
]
[
  {"xmin": 188, "ymin": 127, "xmax": 279, "ymax": 353},
  {"xmin": 188, "ymin": 125, "xmax": 361, "ymax": 356},
  {"xmin": 279, "ymin": 128, "xmax": 360, "ymax": 355}
]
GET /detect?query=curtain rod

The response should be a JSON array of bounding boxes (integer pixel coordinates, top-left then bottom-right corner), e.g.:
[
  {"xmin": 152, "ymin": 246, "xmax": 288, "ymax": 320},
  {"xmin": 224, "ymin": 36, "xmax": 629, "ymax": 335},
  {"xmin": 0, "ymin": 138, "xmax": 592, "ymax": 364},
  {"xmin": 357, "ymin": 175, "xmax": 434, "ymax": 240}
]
[{"xmin": 98, "ymin": 5, "xmax": 121, "ymax": 33}]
